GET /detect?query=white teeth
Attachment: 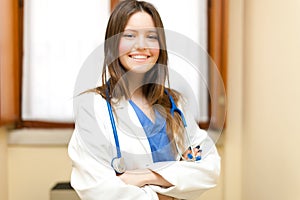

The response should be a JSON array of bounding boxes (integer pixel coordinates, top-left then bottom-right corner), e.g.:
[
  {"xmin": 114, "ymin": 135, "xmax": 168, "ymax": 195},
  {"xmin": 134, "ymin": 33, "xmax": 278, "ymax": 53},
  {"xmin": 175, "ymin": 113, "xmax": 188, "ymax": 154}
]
[{"xmin": 131, "ymin": 55, "xmax": 148, "ymax": 59}]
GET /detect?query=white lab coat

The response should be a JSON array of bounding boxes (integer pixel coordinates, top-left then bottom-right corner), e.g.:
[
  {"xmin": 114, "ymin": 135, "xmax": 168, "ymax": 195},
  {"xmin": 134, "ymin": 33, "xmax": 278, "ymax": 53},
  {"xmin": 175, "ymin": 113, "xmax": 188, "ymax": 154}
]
[{"xmin": 68, "ymin": 92, "xmax": 220, "ymax": 200}]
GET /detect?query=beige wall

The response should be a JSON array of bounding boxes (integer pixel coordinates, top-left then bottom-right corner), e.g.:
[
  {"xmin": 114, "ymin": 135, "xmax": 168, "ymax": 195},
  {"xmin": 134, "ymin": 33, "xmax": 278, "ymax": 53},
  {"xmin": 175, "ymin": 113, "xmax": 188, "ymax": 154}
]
[
  {"xmin": 0, "ymin": 128, "xmax": 8, "ymax": 200},
  {"xmin": 225, "ymin": 0, "xmax": 300, "ymax": 200},
  {"xmin": 223, "ymin": 0, "xmax": 244, "ymax": 199},
  {"xmin": 242, "ymin": 0, "xmax": 300, "ymax": 199},
  {"xmin": 7, "ymin": 145, "xmax": 72, "ymax": 200}
]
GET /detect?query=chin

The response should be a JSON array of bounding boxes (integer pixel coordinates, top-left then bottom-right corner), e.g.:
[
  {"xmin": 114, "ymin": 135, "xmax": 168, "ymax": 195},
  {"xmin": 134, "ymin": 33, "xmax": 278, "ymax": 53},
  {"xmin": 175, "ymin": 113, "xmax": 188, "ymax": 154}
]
[{"xmin": 130, "ymin": 64, "xmax": 156, "ymax": 74}]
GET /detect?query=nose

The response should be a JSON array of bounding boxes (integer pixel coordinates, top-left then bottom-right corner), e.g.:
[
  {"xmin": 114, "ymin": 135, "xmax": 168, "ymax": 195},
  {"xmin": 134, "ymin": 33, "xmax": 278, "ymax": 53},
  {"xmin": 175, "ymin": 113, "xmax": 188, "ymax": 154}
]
[{"xmin": 135, "ymin": 35, "xmax": 146, "ymax": 49}]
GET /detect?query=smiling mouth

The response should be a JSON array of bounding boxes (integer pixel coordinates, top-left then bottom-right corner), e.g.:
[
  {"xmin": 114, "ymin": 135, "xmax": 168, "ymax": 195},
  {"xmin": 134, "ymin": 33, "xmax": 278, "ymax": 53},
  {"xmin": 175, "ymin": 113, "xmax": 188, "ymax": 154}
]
[{"xmin": 129, "ymin": 54, "xmax": 150, "ymax": 62}]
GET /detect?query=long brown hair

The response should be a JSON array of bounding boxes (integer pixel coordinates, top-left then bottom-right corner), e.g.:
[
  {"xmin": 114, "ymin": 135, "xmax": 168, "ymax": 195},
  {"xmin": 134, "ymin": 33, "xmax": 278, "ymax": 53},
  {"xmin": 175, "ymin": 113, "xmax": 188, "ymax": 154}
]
[{"xmin": 95, "ymin": 0, "xmax": 186, "ymax": 153}]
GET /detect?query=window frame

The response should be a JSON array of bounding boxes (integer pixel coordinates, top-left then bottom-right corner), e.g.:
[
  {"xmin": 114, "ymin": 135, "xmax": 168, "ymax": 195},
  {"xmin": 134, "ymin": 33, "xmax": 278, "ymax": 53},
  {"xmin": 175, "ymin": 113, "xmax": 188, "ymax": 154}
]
[
  {"xmin": 0, "ymin": 0, "xmax": 227, "ymax": 130},
  {"xmin": 0, "ymin": 0, "xmax": 21, "ymax": 126}
]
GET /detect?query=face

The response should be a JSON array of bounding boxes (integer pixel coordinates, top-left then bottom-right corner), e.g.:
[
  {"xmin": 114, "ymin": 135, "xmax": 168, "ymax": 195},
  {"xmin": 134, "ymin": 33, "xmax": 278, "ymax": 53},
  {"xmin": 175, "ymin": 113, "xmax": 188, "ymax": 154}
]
[{"xmin": 118, "ymin": 12, "xmax": 160, "ymax": 74}]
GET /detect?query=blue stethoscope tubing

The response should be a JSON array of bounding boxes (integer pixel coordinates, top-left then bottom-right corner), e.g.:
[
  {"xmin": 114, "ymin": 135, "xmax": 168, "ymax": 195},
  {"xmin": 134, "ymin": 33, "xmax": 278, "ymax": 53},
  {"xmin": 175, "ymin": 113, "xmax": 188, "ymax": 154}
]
[
  {"xmin": 106, "ymin": 87, "xmax": 199, "ymax": 173},
  {"xmin": 164, "ymin": 90, "xmax": 187, "ymax": 127},
  {"xmin": 106, "ymin": 95, "xmax": 121, "ymax": 158},
  {"xmin": 164, "ymin": 90, "xmax": 201, "ymax": 162},
  {"xmin": 105, "ymin": 85, "xmax": 126, "ymax": 174}
]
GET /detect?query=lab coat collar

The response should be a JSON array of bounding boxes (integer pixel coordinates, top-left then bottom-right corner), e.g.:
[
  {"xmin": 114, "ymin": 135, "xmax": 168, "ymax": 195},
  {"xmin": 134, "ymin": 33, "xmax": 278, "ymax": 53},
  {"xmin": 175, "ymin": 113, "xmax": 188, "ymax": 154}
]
[{"xmin": 112, "ymin": 97, "xmax": 143, "ymax": 129}]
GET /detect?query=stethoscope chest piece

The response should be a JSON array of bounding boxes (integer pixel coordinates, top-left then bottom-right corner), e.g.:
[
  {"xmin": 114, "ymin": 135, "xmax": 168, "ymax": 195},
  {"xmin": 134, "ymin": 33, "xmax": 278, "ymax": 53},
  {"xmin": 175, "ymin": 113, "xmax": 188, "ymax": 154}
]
[{"xmin": 111, "ymin": 157, "xmax": 126, "ymax": 174}]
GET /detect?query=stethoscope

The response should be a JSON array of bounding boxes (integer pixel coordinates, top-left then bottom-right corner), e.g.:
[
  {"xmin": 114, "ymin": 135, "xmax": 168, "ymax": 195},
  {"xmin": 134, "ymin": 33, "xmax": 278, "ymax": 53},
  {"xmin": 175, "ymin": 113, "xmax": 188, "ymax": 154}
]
[{"xmin": 106, "ymin": 87, "xmax": 201, "ymax": 174}]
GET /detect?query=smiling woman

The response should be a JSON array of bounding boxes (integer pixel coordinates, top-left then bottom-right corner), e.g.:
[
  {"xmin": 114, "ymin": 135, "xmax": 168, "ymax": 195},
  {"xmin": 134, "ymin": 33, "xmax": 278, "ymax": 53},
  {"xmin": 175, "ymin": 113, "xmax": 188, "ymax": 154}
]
[{"xmin": 68, "ymin": 1, "xmax": 221, "ymax": 199}]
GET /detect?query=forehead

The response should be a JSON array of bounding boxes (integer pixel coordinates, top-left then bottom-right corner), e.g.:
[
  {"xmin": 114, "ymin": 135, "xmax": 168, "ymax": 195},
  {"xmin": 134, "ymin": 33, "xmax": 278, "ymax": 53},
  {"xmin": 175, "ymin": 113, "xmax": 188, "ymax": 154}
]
[{"xmin": 125, "ymin": 11, "xmax": 156, "ymax": 30}]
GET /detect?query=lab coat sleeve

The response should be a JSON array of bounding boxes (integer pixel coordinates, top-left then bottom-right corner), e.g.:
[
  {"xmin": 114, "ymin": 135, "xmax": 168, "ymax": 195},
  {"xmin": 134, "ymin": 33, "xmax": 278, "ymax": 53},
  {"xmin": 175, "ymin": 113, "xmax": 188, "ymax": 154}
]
[
  {"xmin": 68, "ymin": 93, "xmax": 159, "ymax": 200},
  {"xmin": 148, "ymin": 100, "xmax": 221, "ymax": 200}
]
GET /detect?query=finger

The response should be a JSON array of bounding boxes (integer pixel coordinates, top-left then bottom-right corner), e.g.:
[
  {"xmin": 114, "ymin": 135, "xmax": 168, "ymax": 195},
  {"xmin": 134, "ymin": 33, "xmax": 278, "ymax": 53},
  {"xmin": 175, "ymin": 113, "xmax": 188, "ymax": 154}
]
[{"xmin": 183, "ymin": 150, "xmax": 191, "ymax": 159}]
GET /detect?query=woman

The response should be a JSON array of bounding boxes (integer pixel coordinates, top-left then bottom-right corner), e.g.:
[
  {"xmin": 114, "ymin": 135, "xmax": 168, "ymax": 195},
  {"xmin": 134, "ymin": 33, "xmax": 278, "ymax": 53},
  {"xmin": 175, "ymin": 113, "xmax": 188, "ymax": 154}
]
[{"xmin": 68, "ymin": 0, "xmax": 220, "ymax": 199}]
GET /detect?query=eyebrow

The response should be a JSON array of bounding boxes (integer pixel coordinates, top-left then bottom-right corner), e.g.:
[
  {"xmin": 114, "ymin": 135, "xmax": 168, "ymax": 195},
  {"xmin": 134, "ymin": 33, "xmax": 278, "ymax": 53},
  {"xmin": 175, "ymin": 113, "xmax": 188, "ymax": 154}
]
[{"xmin": 123, "ymin": 28, "xmax": 158, "ymax": 33}]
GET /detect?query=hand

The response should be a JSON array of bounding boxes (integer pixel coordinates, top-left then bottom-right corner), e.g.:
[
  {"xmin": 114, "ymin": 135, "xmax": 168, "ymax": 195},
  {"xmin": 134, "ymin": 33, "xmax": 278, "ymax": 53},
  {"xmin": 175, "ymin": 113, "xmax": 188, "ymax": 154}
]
[
  {"xmin": 157, "ymin": 193, "xmax": 174, "ymax": 200},
  {"xmin": 182, "ymin": 146, "xmax": 202, "ymax": 160},
  {"xmin": 117, "ymin": 170, "xmax": 146, "ymax": 187}
]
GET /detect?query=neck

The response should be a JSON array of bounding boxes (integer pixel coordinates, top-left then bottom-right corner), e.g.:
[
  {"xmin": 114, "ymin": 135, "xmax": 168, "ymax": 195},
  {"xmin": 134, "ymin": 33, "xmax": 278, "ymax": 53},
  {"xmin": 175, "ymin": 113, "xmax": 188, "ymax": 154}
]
[
  {"xmin": 129, "ymin": 84, "xmax": 154, "ymax": 122},
  {"xmin": 126, "ymin": 71, "xmax": 145, "ymax": 98}
]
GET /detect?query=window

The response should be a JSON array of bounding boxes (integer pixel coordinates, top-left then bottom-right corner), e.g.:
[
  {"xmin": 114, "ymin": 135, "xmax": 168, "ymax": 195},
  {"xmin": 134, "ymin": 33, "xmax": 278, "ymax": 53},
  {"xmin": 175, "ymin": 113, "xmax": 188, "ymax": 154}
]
[
  {"xmin": 22, "ymin": 0, "xmax": 110, "ymax": 123},
  {"xmin": 0, "ymin": 0, "xmax": 227, "ymax": 130}
]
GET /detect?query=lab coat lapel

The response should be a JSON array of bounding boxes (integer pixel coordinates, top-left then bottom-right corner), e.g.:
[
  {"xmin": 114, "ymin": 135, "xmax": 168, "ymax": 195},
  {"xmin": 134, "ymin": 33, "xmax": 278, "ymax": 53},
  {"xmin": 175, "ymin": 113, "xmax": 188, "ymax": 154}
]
[{"xmin": 113, "ymin": 99, "xmax": 153, "ymax": 169}]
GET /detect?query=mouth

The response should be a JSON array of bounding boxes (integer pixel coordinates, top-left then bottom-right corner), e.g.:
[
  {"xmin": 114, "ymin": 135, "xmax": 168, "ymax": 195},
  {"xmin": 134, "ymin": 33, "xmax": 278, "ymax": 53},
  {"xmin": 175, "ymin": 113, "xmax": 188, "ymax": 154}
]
[{"xmin": 129, "ymin": 54, "xmax": 150, "ymax": 62}]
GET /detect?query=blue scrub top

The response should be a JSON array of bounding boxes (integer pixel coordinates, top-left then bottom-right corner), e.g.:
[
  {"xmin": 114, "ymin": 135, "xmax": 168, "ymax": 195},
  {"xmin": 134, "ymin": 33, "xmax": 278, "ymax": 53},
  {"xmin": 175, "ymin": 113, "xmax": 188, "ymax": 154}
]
[{"xmin": 129, "ymin": 100, "xmax": 176, "ymax": 162}]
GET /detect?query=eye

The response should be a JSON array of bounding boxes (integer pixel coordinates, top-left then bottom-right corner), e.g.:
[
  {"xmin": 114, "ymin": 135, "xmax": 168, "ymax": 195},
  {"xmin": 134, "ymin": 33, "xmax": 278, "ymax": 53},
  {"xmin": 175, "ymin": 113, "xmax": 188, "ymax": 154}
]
[
  {"xmin": 122, "ymin": 33, "xmax": 135, "ymax": 39},
  {"xmin": 147, "ymin": 34, "xmax": 158, "ymax": 40}
]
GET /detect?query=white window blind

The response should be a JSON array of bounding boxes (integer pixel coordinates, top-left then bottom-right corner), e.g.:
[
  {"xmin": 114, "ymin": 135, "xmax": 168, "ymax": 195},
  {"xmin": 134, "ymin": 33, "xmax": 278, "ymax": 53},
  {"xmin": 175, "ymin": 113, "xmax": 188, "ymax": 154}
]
[
  {"xmin": 147, "ymin": 0, "xmax": 208, "ymax": 122},
  {"xmin": 22, "ymin": 0, "xmax": 110, "ymax": 122}
]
